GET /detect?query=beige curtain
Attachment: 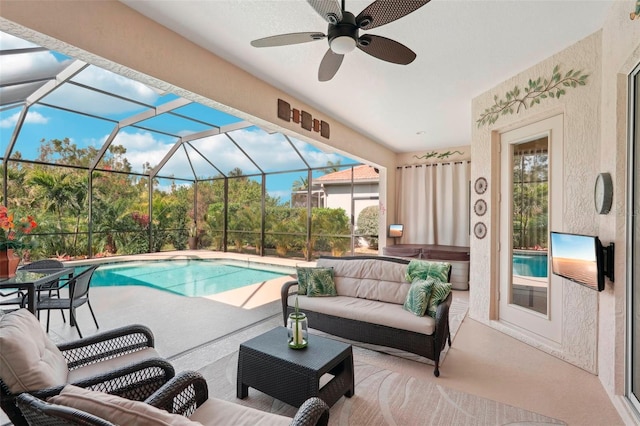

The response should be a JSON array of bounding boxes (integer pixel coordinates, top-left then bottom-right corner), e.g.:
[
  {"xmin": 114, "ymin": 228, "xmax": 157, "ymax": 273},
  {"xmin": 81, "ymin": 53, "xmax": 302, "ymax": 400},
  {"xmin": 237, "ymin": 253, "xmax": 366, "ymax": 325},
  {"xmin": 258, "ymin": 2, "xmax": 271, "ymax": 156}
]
[{"xmin": 396, "ymin": 161, "xmax": 470, "ymax": 246}]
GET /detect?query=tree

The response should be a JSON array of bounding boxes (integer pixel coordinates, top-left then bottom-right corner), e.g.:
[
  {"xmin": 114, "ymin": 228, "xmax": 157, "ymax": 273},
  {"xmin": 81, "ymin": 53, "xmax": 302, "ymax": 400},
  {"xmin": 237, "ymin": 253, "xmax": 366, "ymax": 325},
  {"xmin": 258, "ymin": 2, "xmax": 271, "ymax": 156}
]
[{"xmin": 356, "ymin": 205, "xmax": 379, "ymax": 249}]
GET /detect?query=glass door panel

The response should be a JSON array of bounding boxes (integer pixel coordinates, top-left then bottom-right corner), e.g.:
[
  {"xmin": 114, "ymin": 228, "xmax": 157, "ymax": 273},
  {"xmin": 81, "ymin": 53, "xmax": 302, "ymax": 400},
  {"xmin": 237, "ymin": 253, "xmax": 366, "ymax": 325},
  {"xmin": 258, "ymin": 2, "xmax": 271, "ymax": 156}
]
[{"xmin": 510, "ymin": 138, "xmax": 549, "ymax": 315}]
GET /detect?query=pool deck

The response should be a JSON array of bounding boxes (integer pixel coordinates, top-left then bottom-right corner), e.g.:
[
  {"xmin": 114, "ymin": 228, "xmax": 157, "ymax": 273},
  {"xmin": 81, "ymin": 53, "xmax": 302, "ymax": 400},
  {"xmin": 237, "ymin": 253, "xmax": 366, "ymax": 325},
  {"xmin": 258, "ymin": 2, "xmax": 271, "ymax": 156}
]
[{"xmin": 34, "ymin": 251, "xmax": 314, "ymax": 362}]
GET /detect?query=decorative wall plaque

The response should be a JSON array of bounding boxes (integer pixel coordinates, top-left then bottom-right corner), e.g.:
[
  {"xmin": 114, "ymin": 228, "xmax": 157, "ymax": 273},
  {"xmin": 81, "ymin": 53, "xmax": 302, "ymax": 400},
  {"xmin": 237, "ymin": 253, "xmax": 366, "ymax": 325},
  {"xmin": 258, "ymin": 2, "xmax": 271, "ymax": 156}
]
[
  {"xmin": 277, "ymin": 99, "xmax": 330, "ymax": 139},
  {"xmin": 474, "ymin": 222, "xmax": 487, "ymax": 239},
  {"xmin": 474, "ymin": 177, "xmax": 487, "ymax": 195},
  {"xmin": 474, "ymin": 199, "xmax": 487, "ymax": 216}
]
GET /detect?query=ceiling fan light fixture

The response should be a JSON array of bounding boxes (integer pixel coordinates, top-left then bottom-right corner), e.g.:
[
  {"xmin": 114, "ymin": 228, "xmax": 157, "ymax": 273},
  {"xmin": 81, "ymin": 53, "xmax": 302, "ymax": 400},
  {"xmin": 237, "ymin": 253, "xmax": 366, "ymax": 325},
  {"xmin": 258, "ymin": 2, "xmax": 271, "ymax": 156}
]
[{"xmin": 330, "ymin": 35, "xmax": 356, "ymax": 54}]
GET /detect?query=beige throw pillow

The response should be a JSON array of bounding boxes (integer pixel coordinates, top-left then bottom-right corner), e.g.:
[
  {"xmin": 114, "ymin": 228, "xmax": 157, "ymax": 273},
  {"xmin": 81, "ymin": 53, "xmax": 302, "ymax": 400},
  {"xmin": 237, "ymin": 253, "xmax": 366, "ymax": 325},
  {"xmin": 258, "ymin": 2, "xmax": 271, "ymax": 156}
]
[{"xmin": 49, "ymin": 385, "xmax": 200, "ymax": 426}]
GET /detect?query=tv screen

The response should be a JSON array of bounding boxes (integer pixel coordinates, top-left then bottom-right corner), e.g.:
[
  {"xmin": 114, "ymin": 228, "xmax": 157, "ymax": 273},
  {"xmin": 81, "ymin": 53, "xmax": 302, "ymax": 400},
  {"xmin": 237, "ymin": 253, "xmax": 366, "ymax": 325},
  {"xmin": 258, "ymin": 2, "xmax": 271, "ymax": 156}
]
[
  {"xmin": 388, "ymin": 224, "xmax": 403, "ymax": 238},
  {"xmin": 550, "ymin": 231, "xmax": 604, "ymax": 291}
]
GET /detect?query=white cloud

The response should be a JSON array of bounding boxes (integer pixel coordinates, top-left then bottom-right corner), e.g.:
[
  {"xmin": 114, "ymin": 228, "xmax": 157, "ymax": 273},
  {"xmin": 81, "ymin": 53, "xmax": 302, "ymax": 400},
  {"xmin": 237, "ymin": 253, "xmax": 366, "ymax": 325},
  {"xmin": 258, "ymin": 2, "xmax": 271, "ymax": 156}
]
[
  {"xmin": 112, "ymin": 131, "xmax": 175, "ymax": 174},
  {"xmin": 0, "ymin": 110, "xmax": 50, "ymax": 128}
]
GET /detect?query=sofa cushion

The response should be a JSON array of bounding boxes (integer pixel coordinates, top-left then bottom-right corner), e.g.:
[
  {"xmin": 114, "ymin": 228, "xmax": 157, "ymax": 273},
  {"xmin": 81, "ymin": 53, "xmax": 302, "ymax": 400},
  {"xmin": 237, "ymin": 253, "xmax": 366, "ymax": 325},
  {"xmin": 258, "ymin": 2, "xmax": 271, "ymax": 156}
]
[
  {"xmin": 317, "ymin": 258, "xmax": 409, "ymax": 304},
  {"xmin": 292, "ymin": 294, "xmax": 436, "ymax": 335},
  {"xmin": 0, "ymin": 309, "xmax": 68, "ymax": 393},
  {"xmin": 304, "ymin": 267, "xmax": 337, "ymax": 297},
  {"xmin": 49, "ymin": 384, "xmax": 199, "ymax": 426},
  {"xmin": 426, "ymin": 280, "xmax": 453, "ymax": 318},
  {"xmin": 403, "ymin": 278, "xmax": 436, "ymax": 316},
  {"xmin": 189, "ymin": 396, "xmax": 291, "ymax": 426},
  {"xmin": 405, "ymin": 259, "xmax": 451, "ymax": 283}
]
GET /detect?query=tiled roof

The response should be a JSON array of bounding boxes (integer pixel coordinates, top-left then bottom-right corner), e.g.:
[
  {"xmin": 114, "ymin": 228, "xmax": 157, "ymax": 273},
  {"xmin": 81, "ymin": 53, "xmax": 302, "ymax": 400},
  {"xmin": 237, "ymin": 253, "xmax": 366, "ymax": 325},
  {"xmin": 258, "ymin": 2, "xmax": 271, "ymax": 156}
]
[{"xmin": 314, "ymin": 165, "xmax": 379, "ymax": 183}]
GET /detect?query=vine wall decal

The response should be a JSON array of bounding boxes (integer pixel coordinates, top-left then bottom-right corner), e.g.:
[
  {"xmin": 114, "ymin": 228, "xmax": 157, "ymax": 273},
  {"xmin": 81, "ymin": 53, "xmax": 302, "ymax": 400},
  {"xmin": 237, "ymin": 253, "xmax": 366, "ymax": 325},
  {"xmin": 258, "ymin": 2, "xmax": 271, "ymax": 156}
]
[
  {"xmin": 413, "ymin": 150, "xmax": 464, "ymax": 160},
  {"xmin": 476, "ymin": 65, "xmax": 589, "ymax": 127},
  {"xmin": 632, "ymin": 0, "xmax": 640, "ymax": 20}
]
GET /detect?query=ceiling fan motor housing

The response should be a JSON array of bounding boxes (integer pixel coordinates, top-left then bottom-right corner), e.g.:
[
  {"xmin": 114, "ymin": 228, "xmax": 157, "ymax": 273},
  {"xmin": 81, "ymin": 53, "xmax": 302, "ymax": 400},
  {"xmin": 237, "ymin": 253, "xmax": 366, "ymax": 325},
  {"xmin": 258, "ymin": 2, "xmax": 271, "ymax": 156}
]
[{"xmin": 328, "ymin": 11, "xmax": 359, "ymax": 53}]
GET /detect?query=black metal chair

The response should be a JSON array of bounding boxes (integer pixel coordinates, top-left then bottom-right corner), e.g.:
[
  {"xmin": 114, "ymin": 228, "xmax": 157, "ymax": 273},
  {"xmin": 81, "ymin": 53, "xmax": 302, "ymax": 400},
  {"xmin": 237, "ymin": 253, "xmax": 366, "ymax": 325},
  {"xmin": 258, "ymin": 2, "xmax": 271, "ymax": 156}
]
[
  {"xmin": 35, "ymin": 264, "xmax": 100, "ymax": 338},
  {"xmin": 20, "ymin": 259, "xmax": 68, "ymax": 322},
  {"xmin": 0, "ymin": 288, "xmax": 26, "ymax": 311}
]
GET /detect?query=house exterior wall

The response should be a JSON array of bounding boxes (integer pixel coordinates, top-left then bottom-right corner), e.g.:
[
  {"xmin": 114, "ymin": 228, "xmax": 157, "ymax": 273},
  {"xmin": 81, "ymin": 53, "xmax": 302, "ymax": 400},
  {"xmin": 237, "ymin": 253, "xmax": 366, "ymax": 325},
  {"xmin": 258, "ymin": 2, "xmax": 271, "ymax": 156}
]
[
  {"xmin": 322, "ymin": 183, "xmax": 379, "ymax": 226},
  {"xmin": 471, "ymin": 0, "xmax": 640, "ymax": 417}
]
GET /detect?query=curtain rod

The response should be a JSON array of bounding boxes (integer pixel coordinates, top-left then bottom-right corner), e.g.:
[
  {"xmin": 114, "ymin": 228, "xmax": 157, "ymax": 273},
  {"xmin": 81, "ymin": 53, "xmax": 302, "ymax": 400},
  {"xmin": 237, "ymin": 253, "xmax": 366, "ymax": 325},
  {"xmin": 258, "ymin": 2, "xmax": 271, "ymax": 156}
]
[{"xmin": 397, "ymin": 160, "xmax": 470, "ymax": 169}]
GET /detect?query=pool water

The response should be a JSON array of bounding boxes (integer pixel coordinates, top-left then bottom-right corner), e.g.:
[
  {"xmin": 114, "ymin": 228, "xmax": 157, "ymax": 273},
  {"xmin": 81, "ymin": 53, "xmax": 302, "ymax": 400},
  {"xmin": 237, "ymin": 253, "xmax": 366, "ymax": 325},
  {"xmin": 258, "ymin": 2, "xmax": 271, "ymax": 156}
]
[
  {"xmin": 513, "ymin": 253, "xmax": 548, "ymax": 278},
  {"xmin": 87, "ymin": 260, "xmax": 289, "ymax": 297}
]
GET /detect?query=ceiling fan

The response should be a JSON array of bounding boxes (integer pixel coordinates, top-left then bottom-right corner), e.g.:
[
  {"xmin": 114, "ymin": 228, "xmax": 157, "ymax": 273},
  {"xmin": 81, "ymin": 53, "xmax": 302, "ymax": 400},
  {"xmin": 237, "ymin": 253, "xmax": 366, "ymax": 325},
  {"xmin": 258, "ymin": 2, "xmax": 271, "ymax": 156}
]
[{"xmin": 250, "ymin": 0, "xmax": 431, "ymax": 81}]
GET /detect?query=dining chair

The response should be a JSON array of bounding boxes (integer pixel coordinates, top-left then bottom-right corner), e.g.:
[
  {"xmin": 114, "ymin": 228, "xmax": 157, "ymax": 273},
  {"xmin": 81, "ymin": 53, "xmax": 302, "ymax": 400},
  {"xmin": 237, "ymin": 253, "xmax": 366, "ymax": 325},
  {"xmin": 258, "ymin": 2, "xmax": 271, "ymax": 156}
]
[
  {"xmin": 36, "ymin": 264, "xmax": 100, "ymax": 338},
  {"xmin": 0, "ymin": 288, "xmax": 26, "ymax": 311},
  {"xmin": 19, "ymin": 259, "xmax": 68, "ymax": 322}
]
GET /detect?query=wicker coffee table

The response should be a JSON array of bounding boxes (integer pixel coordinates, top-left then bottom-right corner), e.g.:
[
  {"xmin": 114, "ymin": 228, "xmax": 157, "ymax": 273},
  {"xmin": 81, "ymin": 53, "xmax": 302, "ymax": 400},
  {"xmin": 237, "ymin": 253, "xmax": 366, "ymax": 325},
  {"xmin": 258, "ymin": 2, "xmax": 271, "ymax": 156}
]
[{"xmin": 237, "ymin": 326, "xmax": 354, "ymax": 408}]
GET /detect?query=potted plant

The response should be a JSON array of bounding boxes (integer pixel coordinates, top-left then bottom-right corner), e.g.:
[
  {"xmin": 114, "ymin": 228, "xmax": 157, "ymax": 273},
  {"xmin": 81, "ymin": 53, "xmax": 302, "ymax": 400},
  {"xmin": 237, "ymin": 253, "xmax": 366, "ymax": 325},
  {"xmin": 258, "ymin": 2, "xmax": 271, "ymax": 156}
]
[{"xmin": 0, "ymin": 206, "xmax": 37, "ymax": 277}]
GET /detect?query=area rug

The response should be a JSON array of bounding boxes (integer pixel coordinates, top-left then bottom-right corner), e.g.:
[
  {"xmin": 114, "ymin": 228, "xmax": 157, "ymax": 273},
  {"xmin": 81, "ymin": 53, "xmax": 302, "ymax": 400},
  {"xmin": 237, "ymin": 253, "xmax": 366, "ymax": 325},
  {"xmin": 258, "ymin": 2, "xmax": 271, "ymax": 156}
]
[{"xmin": 199, "ymin": 348, "xmax": 566, "ymax": 426}]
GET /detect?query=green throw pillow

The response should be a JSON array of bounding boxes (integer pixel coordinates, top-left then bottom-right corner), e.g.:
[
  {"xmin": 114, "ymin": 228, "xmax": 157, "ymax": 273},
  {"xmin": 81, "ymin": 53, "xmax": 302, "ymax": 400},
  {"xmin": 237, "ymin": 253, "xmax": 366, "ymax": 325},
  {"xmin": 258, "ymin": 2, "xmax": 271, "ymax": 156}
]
[
  {"xmin": 403, "ymin": 277, "xmax": 436, "ymax": 316},
  {"xmin": 426, "ymin": 280, "xmax": 452, "ymax": 318},
  {"xmin": 305, "ymin": 267, "xmax": 337, "ymax": 297},
  {"xmin": 405, "ymin": 259, "xmax": 451, "ymax": 283},
  {"xmin": 295, "ymin": 267, "xmax": 311, "ymax": 295}
]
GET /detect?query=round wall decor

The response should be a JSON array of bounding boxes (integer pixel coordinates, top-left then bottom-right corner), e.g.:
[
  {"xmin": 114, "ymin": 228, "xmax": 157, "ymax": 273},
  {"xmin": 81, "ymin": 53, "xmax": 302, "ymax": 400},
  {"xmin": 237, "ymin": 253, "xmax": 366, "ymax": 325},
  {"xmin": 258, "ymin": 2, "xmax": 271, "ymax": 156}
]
[
  {"xmin": 474, "ymin": 222, "xmax": 487, "ymax": 239},
  {"xmin": 474, "ymin": 177, "xmax": 487, "ymax": 194},
  {"xmin": 594, "ymin": 172, "xmax": 613, "ymax": 215},
  {"xmin": 474, "ymin": 199, "xmax": 487, "ymax": 216}
]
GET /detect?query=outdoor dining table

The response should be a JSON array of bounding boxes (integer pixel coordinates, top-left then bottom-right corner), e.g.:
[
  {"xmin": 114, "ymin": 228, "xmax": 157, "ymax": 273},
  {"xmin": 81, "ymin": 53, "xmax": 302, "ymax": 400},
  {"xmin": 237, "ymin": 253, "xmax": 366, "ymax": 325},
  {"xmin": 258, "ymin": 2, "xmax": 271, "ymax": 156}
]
[{"xmin": 0, "ymin": 267, "xmax": 74, "ymax": 314}]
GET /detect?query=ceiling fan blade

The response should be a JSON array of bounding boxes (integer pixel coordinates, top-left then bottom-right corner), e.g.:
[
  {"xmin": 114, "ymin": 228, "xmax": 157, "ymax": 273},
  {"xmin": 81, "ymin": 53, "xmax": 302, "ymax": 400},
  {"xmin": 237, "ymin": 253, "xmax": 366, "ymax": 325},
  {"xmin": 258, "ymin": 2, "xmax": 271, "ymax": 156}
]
[
  {"xmin": 250, "ymin": 32, "xmax": 326, "ymax": 48},
  {"xmin": 306, "ymin": 0, "xmax": 343, "ymax": 24},
  {"xmin": 357, "ymin": 35, "xmax": 416, "ymax": 65},
  {"xmin": 356, "ymin": 0, "xmax": 431, "ymax": 30},
  {"xmin": 318, "ymin": 49, "xmax": 344, "ymax": 82}
]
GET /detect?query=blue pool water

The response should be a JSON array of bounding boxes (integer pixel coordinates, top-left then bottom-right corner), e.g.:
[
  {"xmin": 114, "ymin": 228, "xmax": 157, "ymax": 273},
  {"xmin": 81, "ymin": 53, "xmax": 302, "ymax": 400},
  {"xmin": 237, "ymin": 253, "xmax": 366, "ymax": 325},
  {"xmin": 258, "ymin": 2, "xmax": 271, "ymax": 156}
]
[
  {"xmin": 513, "ymin": 253, "xmax": 548, "ymax": 278},
  {"xmin": 86, "ymin": 260, "xmax": 289, "ymax": 297}
]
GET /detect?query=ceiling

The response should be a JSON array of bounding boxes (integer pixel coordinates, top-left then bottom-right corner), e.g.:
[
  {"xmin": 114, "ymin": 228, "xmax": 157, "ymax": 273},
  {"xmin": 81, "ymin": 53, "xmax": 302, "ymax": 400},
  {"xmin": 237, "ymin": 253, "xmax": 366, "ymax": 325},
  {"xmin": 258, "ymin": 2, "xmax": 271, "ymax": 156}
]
[{"xmin": 120, "ymin": 0, "xmax": 614, "ymax": 153}]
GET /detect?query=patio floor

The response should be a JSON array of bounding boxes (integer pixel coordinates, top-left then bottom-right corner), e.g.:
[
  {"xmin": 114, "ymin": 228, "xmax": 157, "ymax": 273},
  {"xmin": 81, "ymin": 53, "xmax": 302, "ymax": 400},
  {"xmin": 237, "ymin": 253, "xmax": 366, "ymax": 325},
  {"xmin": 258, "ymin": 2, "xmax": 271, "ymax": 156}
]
[{"xmin": 1, "ymin": 251, "xmax": 624, "ymax": 425}]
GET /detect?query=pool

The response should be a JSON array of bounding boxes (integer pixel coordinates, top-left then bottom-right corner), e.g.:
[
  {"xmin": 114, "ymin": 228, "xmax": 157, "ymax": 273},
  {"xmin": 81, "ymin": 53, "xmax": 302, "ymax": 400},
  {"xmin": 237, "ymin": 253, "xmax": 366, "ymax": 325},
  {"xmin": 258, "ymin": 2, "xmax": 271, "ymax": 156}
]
[
  {"xmin": 513, "ymin": 252, "xmax": 548, "ymax": 278},
  {"xmin": 86, "ymin": 259, "xmax": 291, "ymax": 297}
]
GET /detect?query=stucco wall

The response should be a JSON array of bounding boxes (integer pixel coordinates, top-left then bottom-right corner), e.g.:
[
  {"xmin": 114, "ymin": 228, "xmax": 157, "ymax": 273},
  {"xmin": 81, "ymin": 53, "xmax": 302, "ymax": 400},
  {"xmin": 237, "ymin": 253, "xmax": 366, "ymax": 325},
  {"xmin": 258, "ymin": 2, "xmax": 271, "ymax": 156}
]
[
  {"xmin": 599, "ymin": 0, "xmax": 640, "ymax": 403},
  {"xmin": 471, "ymin": 0, "xmax": 640, "ymax": 410}
]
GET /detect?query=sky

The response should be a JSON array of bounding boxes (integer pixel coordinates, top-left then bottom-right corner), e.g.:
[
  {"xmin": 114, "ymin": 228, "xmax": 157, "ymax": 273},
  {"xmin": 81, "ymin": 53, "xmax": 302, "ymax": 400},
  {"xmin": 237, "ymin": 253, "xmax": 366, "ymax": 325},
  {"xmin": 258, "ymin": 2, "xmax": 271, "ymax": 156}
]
[
  {"xmin": 550, "ymin": 232, "xmax": 598, "ymax": 262},
  {"xmin": 0, "ymin": 31, "xmax": 358, "ymax": 203}
]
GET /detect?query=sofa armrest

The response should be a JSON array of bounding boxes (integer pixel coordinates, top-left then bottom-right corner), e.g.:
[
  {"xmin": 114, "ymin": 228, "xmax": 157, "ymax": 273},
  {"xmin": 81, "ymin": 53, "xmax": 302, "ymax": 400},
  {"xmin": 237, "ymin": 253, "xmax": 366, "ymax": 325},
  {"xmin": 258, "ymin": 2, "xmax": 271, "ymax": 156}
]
[
  {"xmin": 434, "ymin": 292, "xmax": 452, "ymax": 350},
  {"xmin": 290, "ymin": 397, "xmax": 330, "ymax": 426},
  {"xmin": 58, "ymin": 324, "xmax": 155, "ymax": 369},
  {"xmin": 281, "ymin": 280, "xmax": 299, "ymax": 325},
  {"xmin": 144, "ymin": 370, "xmax": 209, "ymax": 417}
]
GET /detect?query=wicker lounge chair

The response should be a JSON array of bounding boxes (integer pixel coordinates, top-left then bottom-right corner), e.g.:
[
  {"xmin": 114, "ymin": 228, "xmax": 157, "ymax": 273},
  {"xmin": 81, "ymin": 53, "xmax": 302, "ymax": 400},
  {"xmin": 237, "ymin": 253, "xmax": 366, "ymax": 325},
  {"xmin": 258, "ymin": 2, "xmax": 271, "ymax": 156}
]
[
  {"xmin": 0, "ymin": 309, "xmax": 174, "ymax": 426},
  {"xmin": 16, "ymin": 371, "xmax": 330, "ymax": 426}
]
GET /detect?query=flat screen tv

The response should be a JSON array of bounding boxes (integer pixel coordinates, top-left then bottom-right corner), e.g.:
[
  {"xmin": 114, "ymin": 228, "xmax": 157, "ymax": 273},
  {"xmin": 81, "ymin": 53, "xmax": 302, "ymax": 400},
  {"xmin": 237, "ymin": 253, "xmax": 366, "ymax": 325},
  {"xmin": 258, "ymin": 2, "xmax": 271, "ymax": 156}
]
[
  {"xmin": 388, "ymin": 224, "xmax": 403, "ymax": 238},
  {"xmin": 549, "ymin": 231, "xmax": 605, "ymax": 291}
]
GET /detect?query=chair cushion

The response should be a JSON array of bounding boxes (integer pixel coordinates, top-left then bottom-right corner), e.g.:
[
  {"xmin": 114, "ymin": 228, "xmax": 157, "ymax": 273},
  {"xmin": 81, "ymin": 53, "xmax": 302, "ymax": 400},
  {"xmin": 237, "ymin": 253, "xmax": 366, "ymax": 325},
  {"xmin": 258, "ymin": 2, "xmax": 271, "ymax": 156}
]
[
  {"xmin": 189, "ymin": 397, "xmax": 291, "ymax": 426},
  {"xmin": 317, "ymin": 258, "xmax": 409, "ymax": 304},
  {"xmin": 0, "ymin": 309, "xmax": 68, "ymax": 393},
  {"xmin": 292, "ymin": 294, "xmax": 436, "ymax": 335},
  {"xmin": 49, "ymin": 385, "xmax": 199, "ymax": 426}
]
